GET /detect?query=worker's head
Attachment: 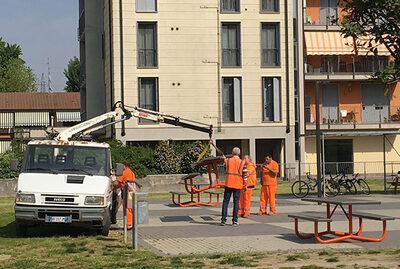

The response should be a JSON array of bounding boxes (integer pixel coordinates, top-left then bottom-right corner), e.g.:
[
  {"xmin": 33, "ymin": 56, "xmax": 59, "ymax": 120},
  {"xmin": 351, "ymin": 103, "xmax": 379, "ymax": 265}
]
[
  {"xmin": 232, "ymin": 147, "xmax": 241, "ymax": 156},
  {"xmin": 265, "ymin": 153, "xmax": 272, "ymax": 164},
  {"xmin": 244, "ymin": 155, "xmax": 251, "ymax": 164},
  {"xmin": 123, "ymin": 161, "xmax": 130, "ymax": 169}
]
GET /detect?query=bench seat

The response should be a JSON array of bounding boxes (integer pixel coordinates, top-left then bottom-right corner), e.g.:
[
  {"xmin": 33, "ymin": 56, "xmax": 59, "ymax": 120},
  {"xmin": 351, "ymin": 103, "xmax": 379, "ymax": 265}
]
[
  {"xmin": 288, "ymin": 214, "xmax": 332, "ymax": 222},
  {"xmin": 169, "ymin": 191, "xmax": 186, "ymax": 196},
  {"xmin": 353, "ymin": 212, "xmax": 395, "ymax": 221},
  {"xmin": 204, "ymin": 190, "xmax": 221, "ymax": 195}
]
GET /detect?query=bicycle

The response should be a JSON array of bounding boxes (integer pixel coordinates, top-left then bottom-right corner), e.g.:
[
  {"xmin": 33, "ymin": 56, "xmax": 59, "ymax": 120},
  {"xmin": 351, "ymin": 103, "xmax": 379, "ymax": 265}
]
[
  {"xmin": 291, "ymin": 173, "xmax": 340, "ymax": 198},
  {"xmin": 328, "ymin": 170, "xmax": 357, "ymax": 195},
  {"xmin": 349, "ymin": 173, "xmax": 370, "ymax": 195}
]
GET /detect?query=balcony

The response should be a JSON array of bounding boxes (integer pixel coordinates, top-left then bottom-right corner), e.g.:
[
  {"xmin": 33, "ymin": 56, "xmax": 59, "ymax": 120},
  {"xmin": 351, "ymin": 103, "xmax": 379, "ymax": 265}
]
[
  {"xmin": 305, "ymin": 105, "xmax": 400, "ymax": 130},
  {"xmin": 305, "ymin": 55, "xmax": 390, "ymax": 81},
  {"xmin": 304, "ymin": 7, "xmax": 341, "ymax": 30}
]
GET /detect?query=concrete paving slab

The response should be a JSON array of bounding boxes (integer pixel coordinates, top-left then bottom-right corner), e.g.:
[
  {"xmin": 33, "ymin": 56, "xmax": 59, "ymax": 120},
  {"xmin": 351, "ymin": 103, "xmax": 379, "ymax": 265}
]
[{"xmin": 123, "ymin": 194, "xmax": 400, "ymax": 255}]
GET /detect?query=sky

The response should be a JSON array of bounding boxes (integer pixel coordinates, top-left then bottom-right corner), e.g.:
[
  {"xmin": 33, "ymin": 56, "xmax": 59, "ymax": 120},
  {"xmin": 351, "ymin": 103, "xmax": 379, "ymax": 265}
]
[{"xmin": 0, "ymin": 0, "xmax": 79, "ymax": 92}]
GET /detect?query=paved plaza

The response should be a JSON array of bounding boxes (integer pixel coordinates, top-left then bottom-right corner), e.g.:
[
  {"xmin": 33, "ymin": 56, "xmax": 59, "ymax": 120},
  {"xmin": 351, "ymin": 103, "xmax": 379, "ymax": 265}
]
[{"xmin": 130, "ymin": 194, "xmax": 400, "ymax": 256}]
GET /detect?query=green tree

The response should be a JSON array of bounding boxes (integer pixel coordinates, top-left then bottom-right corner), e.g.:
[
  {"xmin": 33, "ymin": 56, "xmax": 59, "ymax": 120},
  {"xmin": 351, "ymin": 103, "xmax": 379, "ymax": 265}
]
[
  {"xmin": 63, "ymin": 56, "xmax": 80, "ymax": 92},
  {"xmin": 0, "ymin": 37, "xmax": 36, "ymax": 92},
  {"xmin": 340, "ymin": 0, "xmax": 400, "ymax": 84}
]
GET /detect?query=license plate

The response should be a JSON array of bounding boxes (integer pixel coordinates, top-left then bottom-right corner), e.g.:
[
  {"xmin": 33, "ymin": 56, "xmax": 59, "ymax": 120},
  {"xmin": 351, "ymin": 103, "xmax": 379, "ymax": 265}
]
[{"xmin": 48, "ymin": 216, "xmax": 69, "ymax": 223}]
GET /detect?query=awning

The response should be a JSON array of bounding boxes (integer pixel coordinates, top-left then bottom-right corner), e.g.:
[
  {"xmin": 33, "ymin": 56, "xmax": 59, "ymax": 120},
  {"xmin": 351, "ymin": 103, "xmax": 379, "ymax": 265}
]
[
  {"xmin": 15, "ymin": 112, "xmax": 49, "ymax": 127},
  {"xmin": 56, "ymin": 111, "xmax": 81, "ymax": 122},
  {"xmin": 0, "ymin": 112, "xmax": 14, "ymax": 128},
  {"xmin": 354, "ymin": 35, "xmax": 391, "ymax": 56},
  {"xmin": 305, "ymin": 31, "xmax": 355, "ymax": 55}
]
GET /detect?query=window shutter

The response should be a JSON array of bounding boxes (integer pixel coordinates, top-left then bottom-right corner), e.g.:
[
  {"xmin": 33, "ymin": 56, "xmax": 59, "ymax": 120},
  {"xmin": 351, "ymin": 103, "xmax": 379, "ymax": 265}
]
[
  {"xmin": 273, "ymin": 78, "xmax": 281, "ymax": 121},
  {"xmin": 233, "ymin": 78, "xmax": 241, "ymax": 122}
]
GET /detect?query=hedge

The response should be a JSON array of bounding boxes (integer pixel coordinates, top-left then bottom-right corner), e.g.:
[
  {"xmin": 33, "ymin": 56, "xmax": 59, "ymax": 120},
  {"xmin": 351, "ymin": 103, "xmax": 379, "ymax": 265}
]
[{"xmin": 0, "ymin": 139, "xmax": 211, "ymax": 179}]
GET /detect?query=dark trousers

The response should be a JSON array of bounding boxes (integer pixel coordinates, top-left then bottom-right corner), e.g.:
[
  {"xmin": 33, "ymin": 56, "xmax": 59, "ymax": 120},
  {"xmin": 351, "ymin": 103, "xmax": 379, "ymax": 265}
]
[{"xmin": 221, "ymin": 187, "xmax": 241, "ymax": 223}]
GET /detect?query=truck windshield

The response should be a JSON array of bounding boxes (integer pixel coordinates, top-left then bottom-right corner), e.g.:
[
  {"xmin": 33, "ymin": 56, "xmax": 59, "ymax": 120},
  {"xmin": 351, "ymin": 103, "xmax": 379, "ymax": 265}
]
[{"xmin": 21, "ymin": 145, "xmax": 109, "ymax": 176}]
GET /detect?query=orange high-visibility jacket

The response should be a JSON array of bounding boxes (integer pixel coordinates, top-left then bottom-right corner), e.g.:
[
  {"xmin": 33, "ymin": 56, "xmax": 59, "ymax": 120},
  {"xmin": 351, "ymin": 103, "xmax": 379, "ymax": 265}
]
[
  {"xmin": 224, "ymin": 156, "xmax": 246, "ymax": 189},
  {"xmin": 261, "ymin": 160, "xmax": 279, "ymax": 186},
  {"xmin": 247, "ymin": 162, "xmax": 257, "ymax": 187},
  {"xmin": 117, "ymin": 167, "xmax": 136, "ymax": 190}
]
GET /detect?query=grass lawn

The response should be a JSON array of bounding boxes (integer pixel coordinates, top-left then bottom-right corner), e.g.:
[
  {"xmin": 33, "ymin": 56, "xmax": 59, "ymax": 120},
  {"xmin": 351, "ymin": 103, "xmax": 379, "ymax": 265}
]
[{"xmin": 0, "ymin": 197, "xmax": 399, "ymax": 268}]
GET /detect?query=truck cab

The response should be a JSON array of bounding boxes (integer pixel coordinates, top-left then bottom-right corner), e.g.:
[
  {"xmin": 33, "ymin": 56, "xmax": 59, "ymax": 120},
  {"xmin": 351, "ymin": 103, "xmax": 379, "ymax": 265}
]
[{"xmin": 14, "ymin": 140, "xmax": 114, "ymax": 236}]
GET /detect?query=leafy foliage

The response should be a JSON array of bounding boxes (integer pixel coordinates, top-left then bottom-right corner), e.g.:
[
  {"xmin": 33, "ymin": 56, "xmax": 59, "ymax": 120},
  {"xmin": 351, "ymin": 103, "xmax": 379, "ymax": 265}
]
[
  {"xmin": 340, "ymin": 0, "xmax": 400, "ymax": 83},
  {"xmin": 179, "ymin": 141, "xmax": 210, "ymax": 174},
  {"xmin": 0, "ymin": 37, "xmax": 36, "ymax": 92},
  {"xmin": 63, "ymin": 56, "xmax": 80, "ymax": 92},
  {"xmin": 0, "ymin": 140, "xmax": 25, "ymax": 179},
  {"xmin": 108, "ymin": 140, "xmax": 157, "ymax": 177},
  {"xmin": 154, "ymin": 141, "xmax": 180, "ymax": 174}
]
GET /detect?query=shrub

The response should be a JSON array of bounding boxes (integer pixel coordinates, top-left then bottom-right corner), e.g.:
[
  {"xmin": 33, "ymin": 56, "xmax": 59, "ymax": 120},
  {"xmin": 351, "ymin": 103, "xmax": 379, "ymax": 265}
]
[
  {"xmin": 154, "ymin": 141, "xmax": 180, "ymax": 174},
  {"xmin": 179, "ymin": 141, "xmax": 210, "ymax": 174},
  {"xmin": 108, "ymin": 139, "xmax": 157, "ymax": 177}
]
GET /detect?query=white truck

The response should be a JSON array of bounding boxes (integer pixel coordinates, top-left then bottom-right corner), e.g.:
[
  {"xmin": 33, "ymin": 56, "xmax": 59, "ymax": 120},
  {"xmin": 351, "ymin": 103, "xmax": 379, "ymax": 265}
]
[{"xmin": 11, "ymin": 102, "xmax": 212, "ymax": 236}]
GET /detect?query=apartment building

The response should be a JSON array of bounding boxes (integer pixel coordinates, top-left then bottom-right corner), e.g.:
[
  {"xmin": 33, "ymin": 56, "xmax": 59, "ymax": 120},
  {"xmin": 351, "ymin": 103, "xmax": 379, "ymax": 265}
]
[
  {"xmin": 299, "ymin": 0, "xmax": 400, "ymax": 174},
  {"xmin": 79, "ymin": 0, "xmax": 298, "ymax": 167}
]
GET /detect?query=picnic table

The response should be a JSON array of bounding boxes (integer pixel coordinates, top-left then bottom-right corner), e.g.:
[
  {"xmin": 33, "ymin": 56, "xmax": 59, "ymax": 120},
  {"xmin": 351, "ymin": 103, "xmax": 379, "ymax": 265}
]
[
  {"xmin": 170, "ymin": 173, "xmax": 221, "ymax": 207},
  {"xmin": 289, "ymin": 197, "xmax": 395, "ymax": 244}
]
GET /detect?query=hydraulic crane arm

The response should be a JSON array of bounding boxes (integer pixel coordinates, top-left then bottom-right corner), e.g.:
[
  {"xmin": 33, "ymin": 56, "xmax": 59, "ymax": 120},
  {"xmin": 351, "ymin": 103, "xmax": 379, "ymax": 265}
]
[{"xmin": 56, "ymin": 101, "xmax": 213, "ymax": 141}]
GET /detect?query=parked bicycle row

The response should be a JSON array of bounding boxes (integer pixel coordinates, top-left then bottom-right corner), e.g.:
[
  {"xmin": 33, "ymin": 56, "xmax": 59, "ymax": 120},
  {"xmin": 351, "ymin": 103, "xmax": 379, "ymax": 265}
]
[{"xmin": 291, "ymin": 168, "xmax": 370, "ymax": 198}]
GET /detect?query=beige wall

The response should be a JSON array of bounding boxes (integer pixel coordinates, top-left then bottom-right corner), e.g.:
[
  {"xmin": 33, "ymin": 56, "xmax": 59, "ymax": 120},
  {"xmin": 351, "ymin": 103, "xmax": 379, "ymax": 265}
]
[
  {"xmin": 108, "ymin": 0, "xmax": 294, "ymax": 128},
  {"xmin": 305, "ymin": 135, "xmax": 400, "ymax": 175}
]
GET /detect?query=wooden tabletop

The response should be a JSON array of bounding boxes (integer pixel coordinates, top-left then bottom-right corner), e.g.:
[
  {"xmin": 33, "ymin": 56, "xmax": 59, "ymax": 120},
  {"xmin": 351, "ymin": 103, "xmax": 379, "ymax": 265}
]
[{"xmin": 302, "ymin": 197, "xmax": 381, "ymax": 206}]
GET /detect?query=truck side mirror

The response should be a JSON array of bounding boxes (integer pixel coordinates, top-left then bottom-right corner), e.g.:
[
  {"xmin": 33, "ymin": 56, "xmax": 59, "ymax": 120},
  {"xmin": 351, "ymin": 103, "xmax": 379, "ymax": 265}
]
[
  {"xmin": 115, "ymin": 163, "xmax": 124, "ymax": 176},
  {"xmin": 10, "ymin": 159, "xmax": 19, "ymax": 171}
]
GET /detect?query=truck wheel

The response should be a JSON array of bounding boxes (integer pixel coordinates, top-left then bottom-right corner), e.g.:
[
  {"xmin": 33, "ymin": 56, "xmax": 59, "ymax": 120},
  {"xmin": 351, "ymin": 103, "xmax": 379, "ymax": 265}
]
[
  {"xmin": 15, "ymin": 222, "xmax": 27, "ymax": 237},
  {"xmin": 97, "ymin": 210, "xmax": 111, "ymax": 236}
]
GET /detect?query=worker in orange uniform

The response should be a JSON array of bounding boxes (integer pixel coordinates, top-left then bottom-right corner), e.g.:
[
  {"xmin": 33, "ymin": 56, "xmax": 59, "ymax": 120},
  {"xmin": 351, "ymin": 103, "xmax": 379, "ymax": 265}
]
[
  {"xmin": 221, "ymin": 147, "xmax": 247, "ymax": 226},
  {"xmin": 112, "ymin": 161, "xmax": 135, "ymax": 228},
  {"xmin": 238, "ymin": 155, "xmax": 256, "ymax": 218},
  {"xmin": 258, "ymin": 153, "xmax": 279, "ymax": 215}
]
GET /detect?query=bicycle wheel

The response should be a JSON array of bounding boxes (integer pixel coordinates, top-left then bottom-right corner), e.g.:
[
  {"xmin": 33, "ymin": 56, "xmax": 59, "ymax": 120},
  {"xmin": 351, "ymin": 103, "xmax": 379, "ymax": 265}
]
[
  {"xmin": 357, "ymin": 178, "xmax": 370, "ymax": 195},
  {"xmin": 344, "ymin": 180, "xmax": 357, "ymax": 194},
  {"xmin": 291, "ymin": 180, "xmax": 310, "ymax": 198},
  {"xmin": 325, "ymin": 179, "xmax": 340, "ymax": 197}
]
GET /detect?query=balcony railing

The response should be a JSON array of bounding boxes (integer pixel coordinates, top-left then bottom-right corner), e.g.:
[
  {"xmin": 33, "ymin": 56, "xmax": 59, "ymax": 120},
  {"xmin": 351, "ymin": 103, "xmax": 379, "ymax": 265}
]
[
  {"xmin": 305, "ymin": 56, "xmax": 390, "ymax": 77},
  {"xmin": 304, "ymin": 7, "xmax": 339, "ymax": 26},
  {"xmin": 306, "ymin": 105, "xmax": 400, "ymax": 126}
]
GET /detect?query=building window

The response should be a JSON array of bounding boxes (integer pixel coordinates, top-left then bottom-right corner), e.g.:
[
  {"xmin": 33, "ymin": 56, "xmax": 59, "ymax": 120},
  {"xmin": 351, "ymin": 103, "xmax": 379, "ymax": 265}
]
[
  {"xmin": 137, "ymin": 22, "xmax": 157, "ymax": 67},
  {"xmin": 136, "ymin": 0, "xmax": 157, "ymax": 12},
  {"xmin": 261, "ymin": 0, "xmax": 279, "ymax": 12},
  {"xmin": 222, "ymin": 77, "xmax": 242, "ymax": 122},
  {"xmin": 139, "ymin": 77, "xmax": 158, "ymax": 123},
  {"xmin": 262, "ymin": 77, "xmax": 281, "ymax": 121},
  {"xmin": 261, "ymin": 23, "xmax": 280, "ymax": 66},
  {"xmin": 221, "ymin": 0, "xmax": 240, "ymax": 12},
  {"xmin": 221, "ymin": 23, "xmax": 241, "ymax": 67}
]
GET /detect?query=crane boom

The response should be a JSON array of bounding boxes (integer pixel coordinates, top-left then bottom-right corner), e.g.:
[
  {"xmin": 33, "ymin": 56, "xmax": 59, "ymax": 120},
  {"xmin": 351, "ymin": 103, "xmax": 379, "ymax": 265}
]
[{"xmin": 56, "ymin": 101, "xmax": 213, "ymax": 141}]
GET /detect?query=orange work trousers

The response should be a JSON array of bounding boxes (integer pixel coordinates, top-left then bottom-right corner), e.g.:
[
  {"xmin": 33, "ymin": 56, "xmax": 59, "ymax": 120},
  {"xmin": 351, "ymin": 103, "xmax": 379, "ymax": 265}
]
[
  {"xmin": 258, "ymin": 185, "xmax": 276, "ymax": 214},
  {"xmin": 126, "ymin": 208, "xmax": 132, "ymax": 228},
  {"xmin": 238, "ymin": 188, "xmax": 253, "ymax": 216}
]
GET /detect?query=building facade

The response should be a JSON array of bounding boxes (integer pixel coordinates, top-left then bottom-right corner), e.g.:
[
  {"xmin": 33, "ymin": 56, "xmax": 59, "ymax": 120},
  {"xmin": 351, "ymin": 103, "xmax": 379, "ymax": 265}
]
[
  {"xmin": 299, "ymin": 0, "xmax": 400, "ymax": 175},
  {"xmin": 79, "ymin": 0, "xmax": 298, "ymax": 168}
]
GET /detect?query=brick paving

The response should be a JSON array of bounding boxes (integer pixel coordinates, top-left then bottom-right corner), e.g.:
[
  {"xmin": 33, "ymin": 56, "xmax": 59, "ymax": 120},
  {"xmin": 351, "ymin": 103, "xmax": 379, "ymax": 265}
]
[{"xmin": 124, "ymin": 194, "xmax": 400, "ymax": 255}]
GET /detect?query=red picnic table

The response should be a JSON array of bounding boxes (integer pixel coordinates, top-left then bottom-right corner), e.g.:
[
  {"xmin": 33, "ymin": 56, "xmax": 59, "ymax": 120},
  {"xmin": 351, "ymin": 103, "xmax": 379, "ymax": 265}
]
[
  {"xmin": 289, "ymin": 197, "xmax": 395, "ymax": 244},
  {"xmin": 170, "ymin": 156, "xmax": 225, "ymax": 207}
]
